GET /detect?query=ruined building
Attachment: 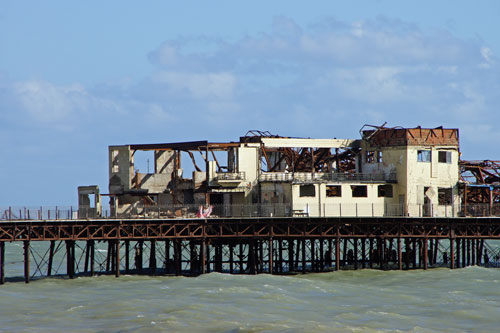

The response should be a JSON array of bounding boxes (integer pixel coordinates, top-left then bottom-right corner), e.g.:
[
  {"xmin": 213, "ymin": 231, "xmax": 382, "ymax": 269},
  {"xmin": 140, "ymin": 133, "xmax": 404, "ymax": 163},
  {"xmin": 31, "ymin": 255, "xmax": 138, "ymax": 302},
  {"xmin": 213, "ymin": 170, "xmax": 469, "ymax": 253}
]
[{"xmin": 78, "ymin": 125, "xmax": 499, "ymax": 218}]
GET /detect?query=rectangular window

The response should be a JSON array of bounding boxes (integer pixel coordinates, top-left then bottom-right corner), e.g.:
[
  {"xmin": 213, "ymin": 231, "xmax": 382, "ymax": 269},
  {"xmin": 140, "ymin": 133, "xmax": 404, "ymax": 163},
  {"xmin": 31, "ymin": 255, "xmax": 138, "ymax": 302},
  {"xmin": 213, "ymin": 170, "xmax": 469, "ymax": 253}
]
[
  {"xmin": 438, "ymin": 151, "xmax": 452, "ymax": 164},
  {"xmin": 351, "ymin": 185, "xmax": 368, "ymax": 198},
  {"xmin": 366, "ymin": 151, "xmax": 375, "ymax": 163},
  {"xmin": 326, "ymin": 185, "xmax": 342, "ymax": 197},
  {"xmin": 438, "ymin": 188, "xmax": 453, "ymax": 205},
  {"xmin": 299, "ymin": 184, "xmax": 316, "ymax": 197},
  {"xmin": 376, "ymin": 151, "xmax": 383, "ymax": 163},
  {"xmin": 112, "ymin": 150, "xmax": 120, "ymax": 173},
  {"xmin": 378, "ymin": 185, "xmax": 393, "ymax": 198},
  {"xmin": 417, "ymin": 150, "xmax": 431, "ymax": 162}
]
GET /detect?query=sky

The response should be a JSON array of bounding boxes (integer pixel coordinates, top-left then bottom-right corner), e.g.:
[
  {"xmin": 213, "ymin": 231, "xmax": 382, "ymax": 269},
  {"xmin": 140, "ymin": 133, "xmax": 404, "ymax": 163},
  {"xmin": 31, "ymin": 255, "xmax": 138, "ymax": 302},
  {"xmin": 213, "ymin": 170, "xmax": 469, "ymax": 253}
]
[{"xmin": 1, "ymin": 1, "xmax": 499, "ymax": 206}]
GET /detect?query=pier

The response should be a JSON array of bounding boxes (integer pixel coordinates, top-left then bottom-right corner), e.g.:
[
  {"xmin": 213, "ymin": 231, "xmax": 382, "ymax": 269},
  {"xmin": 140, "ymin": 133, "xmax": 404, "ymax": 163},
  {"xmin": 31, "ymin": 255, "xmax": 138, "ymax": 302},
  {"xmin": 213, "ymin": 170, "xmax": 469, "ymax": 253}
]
[{"xmin": 1, "ymin": 215, "xmax": 500, "ymax": 283}]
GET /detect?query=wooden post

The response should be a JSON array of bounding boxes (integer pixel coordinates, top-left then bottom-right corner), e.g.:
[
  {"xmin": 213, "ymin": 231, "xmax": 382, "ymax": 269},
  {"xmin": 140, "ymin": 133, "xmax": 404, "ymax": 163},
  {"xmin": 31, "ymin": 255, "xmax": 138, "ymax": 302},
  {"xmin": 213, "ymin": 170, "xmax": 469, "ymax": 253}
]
[{"xmin": 24, "ymin": 241, "xmax": 30, "ymax": 283}]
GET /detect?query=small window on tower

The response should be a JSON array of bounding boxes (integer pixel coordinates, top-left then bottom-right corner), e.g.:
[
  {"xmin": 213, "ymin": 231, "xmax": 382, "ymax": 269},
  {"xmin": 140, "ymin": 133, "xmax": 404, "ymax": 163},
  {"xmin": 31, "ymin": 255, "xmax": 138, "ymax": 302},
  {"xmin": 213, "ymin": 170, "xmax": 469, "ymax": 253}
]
[{"xmin": 438, "ymin": 151, "xmax": 452, "ymax": 164}]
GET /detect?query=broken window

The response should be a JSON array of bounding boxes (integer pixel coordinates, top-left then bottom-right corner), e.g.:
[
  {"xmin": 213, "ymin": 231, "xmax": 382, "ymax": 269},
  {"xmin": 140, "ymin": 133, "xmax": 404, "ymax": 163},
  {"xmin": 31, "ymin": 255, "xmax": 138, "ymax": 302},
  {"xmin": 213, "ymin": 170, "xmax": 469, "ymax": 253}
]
[
  {"xmin": 438, "ymin": 188, "xmax": 453, "ymax": 205},
  {"xmin": 351, "ymin": 185, "xmax": 368, "ymax": 198},
  {"xmin": 299, "ymin": 184, "xmax": 316, "ymax": 197},
  {"xmin": 417, "ymin": 150, "xmax": 431, "ymax": 162},
  {"xmin": 326, "ymin": 185, "xmax": 342, "ymax": 197},
  {"xmin": 438, "ymin": 151, "xmax": 452, "ymax": 164},
  {"xmin": 376, "ymin": 151, "xmax": 383, "ymax": 163},
  {"xmin": 112, "ymin": 150, "xmax": 120, "ymax": 173},
  {"xmin": 378, "ymin": 185, "xmax": 393, "ymax": 197},
  {"xmin": 366, "ymin": 151, "xmax": 375, "ymax": 163}
]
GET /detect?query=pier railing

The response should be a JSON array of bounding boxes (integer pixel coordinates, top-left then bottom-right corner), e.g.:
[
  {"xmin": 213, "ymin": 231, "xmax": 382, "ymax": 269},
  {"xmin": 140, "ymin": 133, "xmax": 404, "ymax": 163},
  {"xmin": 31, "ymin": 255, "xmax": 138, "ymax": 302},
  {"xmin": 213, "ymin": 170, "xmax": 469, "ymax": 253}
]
[{"xmin": 2, "ymin": 203, "xmax": 500, "ymax": 220}]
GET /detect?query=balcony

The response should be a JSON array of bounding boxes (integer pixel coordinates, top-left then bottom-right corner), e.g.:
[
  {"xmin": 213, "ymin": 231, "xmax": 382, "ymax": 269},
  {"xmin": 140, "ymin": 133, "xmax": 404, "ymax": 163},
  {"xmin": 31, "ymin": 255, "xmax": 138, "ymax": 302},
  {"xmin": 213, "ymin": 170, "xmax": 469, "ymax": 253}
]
[
  {"xmin": 259, "ymin": 172, "xmax": 397, "ymax": 183},
  {"xmin": 214, "ymin": 171, "xmax": 246, "ymax": 186}
]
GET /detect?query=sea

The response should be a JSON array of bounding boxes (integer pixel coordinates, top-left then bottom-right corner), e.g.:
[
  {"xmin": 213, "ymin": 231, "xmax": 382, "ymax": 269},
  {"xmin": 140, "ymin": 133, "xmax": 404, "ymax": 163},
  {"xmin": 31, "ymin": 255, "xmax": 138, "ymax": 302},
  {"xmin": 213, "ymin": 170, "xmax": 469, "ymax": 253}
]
[{"xmin": 1, "ymin": 243, "xmax": 500, "ymax": 332}]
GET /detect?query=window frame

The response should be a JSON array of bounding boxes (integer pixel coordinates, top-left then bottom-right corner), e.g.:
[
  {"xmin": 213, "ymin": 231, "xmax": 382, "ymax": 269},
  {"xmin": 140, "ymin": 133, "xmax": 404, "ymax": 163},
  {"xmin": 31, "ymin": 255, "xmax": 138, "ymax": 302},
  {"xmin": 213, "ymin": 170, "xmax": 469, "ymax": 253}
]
[
  {"xmin": 299, "ymin": 184, "xmax": 316, "ymax": 197},
  {"xmin": 326, "ymin": 185, "xmax": 342, "ymax": 197},
  {"xmin": 417, "ymin": 150, "xmax": 431, "ymax": 162},
  {"xmin": 351, "ymin": 185, "xmax": 368, "ymax": 198}
]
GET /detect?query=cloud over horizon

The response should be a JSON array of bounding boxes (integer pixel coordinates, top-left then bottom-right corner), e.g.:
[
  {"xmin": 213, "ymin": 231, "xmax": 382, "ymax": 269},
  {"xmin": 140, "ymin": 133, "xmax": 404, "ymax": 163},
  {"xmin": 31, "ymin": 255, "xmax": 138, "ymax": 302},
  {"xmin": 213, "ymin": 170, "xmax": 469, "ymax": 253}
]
[{"xmin": 1, "ymin": 16, "xmax": 499, "ymax": 204}]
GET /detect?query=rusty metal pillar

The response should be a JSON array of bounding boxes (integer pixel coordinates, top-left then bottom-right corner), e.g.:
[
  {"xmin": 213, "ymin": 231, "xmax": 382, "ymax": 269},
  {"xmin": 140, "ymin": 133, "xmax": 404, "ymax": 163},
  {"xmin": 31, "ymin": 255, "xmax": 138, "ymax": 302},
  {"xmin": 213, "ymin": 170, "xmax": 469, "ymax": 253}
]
[
  {"xmin": 369, "ymin": 238, "xmax": 374, "ymax": 269},
  {"xmin": 462, "ymin": 238, "xmax": 466, "ymax": 267},
  {"xmin": 136, "ymin": 241, "xmax": 144, "ymax": 272},
  {"xmin": 125, "ymin": 240, "xmax": 130, "ymax": 274},
  {"xmin": 472, "ymin": 239, "xmax": 476, "ymax": 266},
  {"xmin": 106, "ymin": 241, "xmax": 112, "ymax": 272},
  {"xmin": 110, "ymin": 240, "xmax": 116, "ymax": 273},
  {"xmin": 412, "ymin": 238, "xmax": 417, "ymax": 269},
  {"xmin": 328, "ymin": 239, "xmax": 333, "ymax": 269},
  {"xmin": 423, "ymin": 238, "xmax": 428, "ymax": 270},
  {"xmin": 164, "ymin": 240, "xmax": 170, "ymax": 273},
  {"xmin": 335, "ymin": 237, "xmax": 340, "ymax": 271},
  {"xmin": 269, "ymin": 238, "xmax": 274, "ymax": 274},
  {"xmin": 288, "ymin": 239, "xmax": 294, "ymax": 273},
  {"xmin": 90, "ymin": 240, "xmax": 95, "ymax": 276},
  {"xmin": 466, "ymin": 239, "xmax": 470, "ymax": 267},
  {"xmin": 456, "ymin": 238, "xmax": 461, "ymax": 268},
  {"xmin": 361, "ymin": 238, "xmax": 366, "ymax": 269},
  {"xmin": 0, "ymin": 242, "xmax": 4, "ymax": 284},
  {"xmin": 450, "ymin": 236, "xmax": 455, "ymax": 269},
  {"xmin": 47, "ymin": 240, "xmax": 55, "ymax": 276},
  {"xmin": 380, "ymin": 238, "xmax": 386, "ymax": 270},
  {"xmin": 24, "ymin": 240, "xmax": 30, "ymax": 284},
  {"xmin": 84, "ymin": 241, "xmax": 90, "ymax": 273},
  {"xmin": 319, "ymin": 239, "xmax": 324, "ymax": 272},
  {"xmin": 115, "ymin": 240, "xmax": 120, "ymax": 278},
  {"xmin": 229, "ymin": 241, "xmax": 234, "ymax": 274},
  {"xmin": 302, "ymin": 238, "xmax": 306, "ymax": 274},
  {"xmin": 249, "ymin": 240, "xmax": 256, "ymax": 275},
  {"xmin": 201, "ymin": 239, "xmax": 206, "ymax": 274},
  {"xmin": 310, "ymin": 239, "xmax": 315, "ymax": 272},
  {"xmin": 342, "ymin": 238, "xmax": 348, "ymax": 268},
  {"xmin": 278, "ymin": 239, "xmax": 283, "ymax": 273},
  {"xmin": 66, "ymin": 240, "xmax": 74, "ymax": 279},
  {"xmin": 150, "ymin": 240, "xmax": 157, "ymax": 274},
  {"xmin": 174, "ymin": 240, "xmax": 182, "ymax": 276},
  {"xmin": 238, "ymin": 242, "xmax": 243, "ymax": 273},
  {"xmin": 354, "ymin": 238, "xmax": 358, "ymax": 270},
  {"xmin": 398, "ymin": 237, "xmax": 402, "ymax": 270}
]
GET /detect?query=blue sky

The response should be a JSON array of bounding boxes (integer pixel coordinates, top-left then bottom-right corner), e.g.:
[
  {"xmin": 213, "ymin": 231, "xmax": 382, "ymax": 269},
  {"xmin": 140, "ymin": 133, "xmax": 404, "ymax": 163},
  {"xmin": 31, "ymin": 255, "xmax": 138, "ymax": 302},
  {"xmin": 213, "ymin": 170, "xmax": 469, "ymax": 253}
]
[{"xmin": 1, "ymin": 1, "xmax": 499, "ymax": 206}]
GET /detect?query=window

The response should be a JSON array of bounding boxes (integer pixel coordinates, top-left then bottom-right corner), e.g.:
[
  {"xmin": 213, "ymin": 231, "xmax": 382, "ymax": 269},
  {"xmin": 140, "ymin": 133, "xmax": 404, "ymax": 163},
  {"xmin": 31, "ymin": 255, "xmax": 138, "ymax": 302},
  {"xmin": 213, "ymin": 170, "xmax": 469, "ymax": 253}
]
[
  {"xmin": 366, "ymin": 151, "xmax": 375, "ymax": 163},
  {"xmin": 438, "ymin": 188, "xmax": 453, "ymax": 205},
  {"xmin": 376, "ymin": 151, "xmax": 383, "ymax": 163},
  {"xmin": 378, "ymin": 185, "xmax": 393, "ymax": 198},
  {"xmin": 326, "ymin": 185, "xmax": 342, "ymax": 197},
  {"xmin": 112, "ymin": 150, "xmax": 120, "ymax": 173},
  {"xmin": 299, "ymin": 184, "xmax": 316, "ymax": 197},
  {"xmin": 417, "ymin": 150, "xmax": 431, "ymax": 162},
  {"xmin": 351, "ymin": 185, "xmax": 368, "ymax": 197},
  {"xmin": 438, "ymin": 151, "xmax": 452, "ymax": 164}
]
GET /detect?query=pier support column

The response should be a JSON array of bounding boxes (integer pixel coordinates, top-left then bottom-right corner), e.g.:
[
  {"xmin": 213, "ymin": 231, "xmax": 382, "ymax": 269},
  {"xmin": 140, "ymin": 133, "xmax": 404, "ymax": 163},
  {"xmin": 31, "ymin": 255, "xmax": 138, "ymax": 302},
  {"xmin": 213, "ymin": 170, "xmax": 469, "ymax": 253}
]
[
  {"xmin": 398, "ymin": 238, "xmax": 402, "ymax": 270},
  {"xmin": 249, "ymin": 240, "xmax": 256, "ymax": 275},
  {"xmin": 24, "ymin": 240, "xmax": 30, "ymax": 284},
  {"xmin": 229, "ymin": 241, "xmax": 234, "ymax": 274},
  {"xmin": 310, "ymin": 239, "xmax": 315, "ymax": 272},
  {"xmin": 278, "ymin": 239, "xmax": 284, "ymax": 273},
  {"xmin": 47, "ymin": 240, "xmax": 55, "ymax": 276},
  {"xmin": 0, "ymin": 242, "xmax": 4, "ymax": 285},
  {"xmin": 456, "ymin": 239, "xmax": 461, "ymax": 268},
  {"xmin": 175, "ymin": 240, "xmax": 182, "ymax": 276},
  {"xmin": 361, "ymin": 238, "xmax": 366, "ymax": 269},
  {"xmin": 65, "ymin": 240, "xmax": 74, "ymax": 279},
  {"xmin": 269, "ymin": 238, "xmax": 273, "ymax": 274},
  {"xmin": 302, "ymin": 238, "xmax": 306, "ymax": 274},
  {"xmin": 288, "ymin": 239, "xmax": 294, "ymax": 273},
  {"xmin": 423, "ymin": 238, "xmax": 428, "ymax": 270},
  {"xmin": 450, "ymin": 236, "xmax": 455, "ymax": 269},
  {"xmin": 354, "ymin": 238, "xmax": 358, "ymax": 270},
  {"xmin": 115, "ymin": 240, "xmax": 120, "ymax": 278},
  {"xmin": 369, "ymin": 238, "xmax": 374, "ymax": 269},
  {"xmin": 125, "ymin": 240, "xmax": 130, "ymax": 274},
  {"xmin": 150, "ymin": 240, "xmax": 157, "ymax": 275},
  {"xmin": 90, "ymin": 240, "xmax": 95, "ymax": 276},
  {"xmin": 335, "ymin": 237, "xmax": 340, "ymax": 271}
]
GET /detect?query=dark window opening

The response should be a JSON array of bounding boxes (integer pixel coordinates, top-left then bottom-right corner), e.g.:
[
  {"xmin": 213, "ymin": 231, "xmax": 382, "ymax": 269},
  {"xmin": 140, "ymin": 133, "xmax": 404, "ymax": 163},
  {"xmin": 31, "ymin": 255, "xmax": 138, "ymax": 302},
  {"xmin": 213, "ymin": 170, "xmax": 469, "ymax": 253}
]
[
  {"xmin": 438, "ymin": 151, "xmax": 452, "ymax": 164},
  {"xmin": 378, "ymin": 185, "xmax": 393, "ymax": 198},
  {"xmin": 366, "ymin": 151, "xmax": 375, "ymax": 163},
  {"xmin": 326, "ymin": 185, "xmax": 342, "ymax": 197},
  {"xmin": 438, "ymin": 188, "xmax": 453, "ymax": 205},
  {"xmin": 300, "ymin": 184, "xmax": 316, "ymax": 197},
  {"xmin": 351, "ymin": 185, "xmax": 368, "ymax": 198},
  {"xmin": 417, "ymin": 150, "xmax": 431, "ymax": 162}
]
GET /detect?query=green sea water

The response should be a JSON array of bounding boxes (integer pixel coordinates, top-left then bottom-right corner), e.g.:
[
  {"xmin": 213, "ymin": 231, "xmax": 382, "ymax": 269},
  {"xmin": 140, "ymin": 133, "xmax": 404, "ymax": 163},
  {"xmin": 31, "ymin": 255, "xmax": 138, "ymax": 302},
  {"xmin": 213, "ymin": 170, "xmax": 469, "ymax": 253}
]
[{"xmin": 1, "ymin": 267, "xmax": 499, "ymax": 332}]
